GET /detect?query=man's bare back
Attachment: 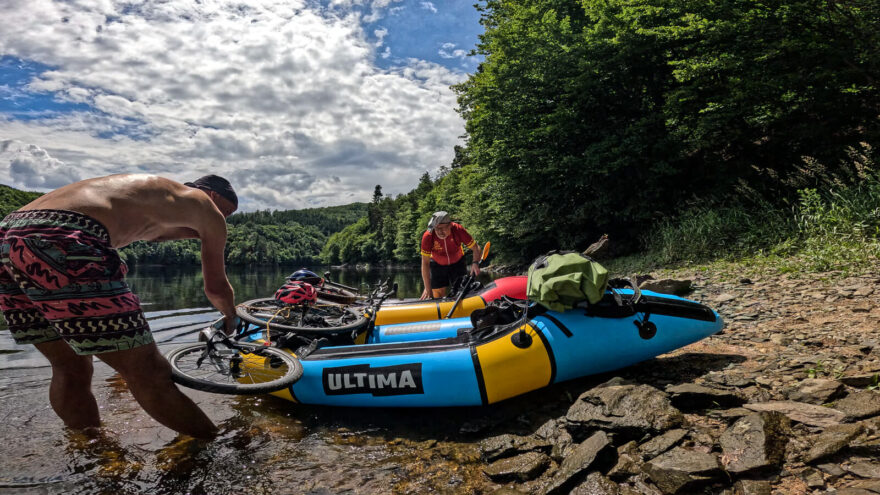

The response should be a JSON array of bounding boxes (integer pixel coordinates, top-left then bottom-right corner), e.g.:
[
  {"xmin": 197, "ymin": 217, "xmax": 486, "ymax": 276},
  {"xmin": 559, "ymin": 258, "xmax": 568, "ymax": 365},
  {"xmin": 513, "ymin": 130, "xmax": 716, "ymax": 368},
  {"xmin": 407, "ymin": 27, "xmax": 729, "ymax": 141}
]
[
  {"xmin": 0, "ymin": 173, "xmax": 240, "ymax": 439},
  {"xmin": 20, "ymin": 174, "xmax": 233, "ymax": 249}
]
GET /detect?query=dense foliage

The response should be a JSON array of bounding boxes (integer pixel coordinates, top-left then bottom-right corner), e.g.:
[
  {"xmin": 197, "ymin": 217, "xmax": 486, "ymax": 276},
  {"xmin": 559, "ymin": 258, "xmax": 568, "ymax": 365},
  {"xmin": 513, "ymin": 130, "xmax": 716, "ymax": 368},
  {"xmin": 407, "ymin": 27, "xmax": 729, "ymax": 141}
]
[
  {"xmin": 4, "ymin": 0, "xmax": 878, "ymax": 269},
  {"xmin": 324, "ymin": 0, "xmax": 879, "ymax": 265},
  {"xmin": 636, "ymin": 169, "xmax": 880, "ymax": 272},
  {"xmin": 0, "ymin": 185, "xmax": 364, "ymax": 266},
  {"xmin": 226, "ymin": 203, "xmax": 367, "ymax": 235},
  {"xmin": 123, "ymin": 207, "xmax": 362, "ymax": 265},
  {"xmin": 0, "ymin": 185, "xmax": 41, "ymax": 218},
  {"xmin": 451, "ymin": 0, "xmax": 879, "ymax": 260}
]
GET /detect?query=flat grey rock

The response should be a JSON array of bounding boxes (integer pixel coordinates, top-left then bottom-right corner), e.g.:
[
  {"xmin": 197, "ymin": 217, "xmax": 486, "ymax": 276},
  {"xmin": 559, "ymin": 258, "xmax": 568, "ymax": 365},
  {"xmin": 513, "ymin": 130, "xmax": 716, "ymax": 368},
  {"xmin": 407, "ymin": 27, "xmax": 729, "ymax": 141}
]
[{"xmin": 743, "ymin": 401, "xmax": 845, "ymax": 427}]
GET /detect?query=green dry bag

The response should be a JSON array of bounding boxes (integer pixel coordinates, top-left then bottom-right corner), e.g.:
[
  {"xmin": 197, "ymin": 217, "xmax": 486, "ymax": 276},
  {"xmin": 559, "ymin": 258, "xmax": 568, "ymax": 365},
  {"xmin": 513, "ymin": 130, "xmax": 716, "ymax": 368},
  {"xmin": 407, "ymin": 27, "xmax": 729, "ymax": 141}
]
[{"xmin": 527, "ymin": 252, "xmax": 609, "ymax": 311}]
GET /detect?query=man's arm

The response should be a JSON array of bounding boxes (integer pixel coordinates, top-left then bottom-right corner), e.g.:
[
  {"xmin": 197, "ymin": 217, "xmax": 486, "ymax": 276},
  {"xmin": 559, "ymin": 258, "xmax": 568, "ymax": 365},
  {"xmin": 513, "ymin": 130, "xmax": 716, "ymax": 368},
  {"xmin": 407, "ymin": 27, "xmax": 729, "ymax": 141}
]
[
  {"xmin": 170, "ymin": 192, "xmax": 237, "ymax": 333},
  {"xmin": 470, "ymin": 242, "xmax": 482, "ymax": 276},
  {"xmin": 420, "ymin": 256, "xmax": 432, "ymax": 300},
  {"xmin": 198, "ymin": 216, "xmax": 236, "ymax": 332}
]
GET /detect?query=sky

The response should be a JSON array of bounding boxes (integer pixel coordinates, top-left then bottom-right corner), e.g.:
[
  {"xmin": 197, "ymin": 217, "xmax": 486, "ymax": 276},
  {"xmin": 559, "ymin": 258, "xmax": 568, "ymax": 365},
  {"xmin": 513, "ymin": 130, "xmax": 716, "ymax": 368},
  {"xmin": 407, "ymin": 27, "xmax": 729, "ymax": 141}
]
[{"xmin": 0, "ymin": 0, "xmax": 483, "ymax": 211}]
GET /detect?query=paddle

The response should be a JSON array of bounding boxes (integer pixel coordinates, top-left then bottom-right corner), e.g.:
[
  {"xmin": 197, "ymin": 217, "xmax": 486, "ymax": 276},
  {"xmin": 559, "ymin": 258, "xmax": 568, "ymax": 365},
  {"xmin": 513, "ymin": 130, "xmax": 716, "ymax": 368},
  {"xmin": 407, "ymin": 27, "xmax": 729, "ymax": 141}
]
[{"xmin": 444, "ymin": 241, "xmax": 491, "ymax": 319}]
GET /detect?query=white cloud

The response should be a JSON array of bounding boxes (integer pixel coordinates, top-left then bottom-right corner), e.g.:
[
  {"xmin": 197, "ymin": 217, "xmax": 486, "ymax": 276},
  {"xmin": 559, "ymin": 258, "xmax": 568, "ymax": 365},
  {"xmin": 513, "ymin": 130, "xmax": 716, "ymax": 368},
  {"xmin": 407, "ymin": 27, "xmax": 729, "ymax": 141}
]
[
  {"xmin": 373, "ymin": 27, "xmax": 388, "ymax": 46},
  {"xmin": 0, "ymin": 0, "xmax": 467, "ymax": 211},
  {"xmin": 0, "ymin": 139, "xmax": 81, "ymax": 188},
  {"xmin": 420, "ymin": 2, "xmax": 437, "ymax": 14},
  {"xmin": 439, "ymin": 42, "xmax": 468, "ymax": 60}
]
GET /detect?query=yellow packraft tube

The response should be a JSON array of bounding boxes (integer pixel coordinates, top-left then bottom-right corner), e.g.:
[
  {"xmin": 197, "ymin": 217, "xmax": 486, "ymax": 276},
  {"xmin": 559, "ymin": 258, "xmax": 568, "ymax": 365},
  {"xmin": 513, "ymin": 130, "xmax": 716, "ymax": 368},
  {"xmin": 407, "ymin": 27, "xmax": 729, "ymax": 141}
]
[{"xmin": 372, "ymin": 295, "xmax": 488, "ymax": 326}]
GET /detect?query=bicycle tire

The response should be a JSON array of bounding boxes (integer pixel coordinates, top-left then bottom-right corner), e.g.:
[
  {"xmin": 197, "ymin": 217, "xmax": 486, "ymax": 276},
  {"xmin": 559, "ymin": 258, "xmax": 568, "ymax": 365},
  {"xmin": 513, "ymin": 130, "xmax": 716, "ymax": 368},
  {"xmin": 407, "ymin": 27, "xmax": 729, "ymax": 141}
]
[
  {"xmin": 166, "ymin": 342, "xmax": 303, "ymax": 395},
  {"xmin": 236, "ymin": 297, "xmax": 367, "ymax": 334},
  {"xmin": 316, "ymin": 285, "xmax": 358, "ymax": 305}
]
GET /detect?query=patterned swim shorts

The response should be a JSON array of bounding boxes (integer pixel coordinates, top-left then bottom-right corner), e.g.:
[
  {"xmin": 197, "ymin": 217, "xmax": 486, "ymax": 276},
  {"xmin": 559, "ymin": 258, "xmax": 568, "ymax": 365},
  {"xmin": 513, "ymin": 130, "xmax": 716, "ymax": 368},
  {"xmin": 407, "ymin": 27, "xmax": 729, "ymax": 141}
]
[{"xmin": 0, "ymin": 209, "xmax": 153, "ymax": 355}]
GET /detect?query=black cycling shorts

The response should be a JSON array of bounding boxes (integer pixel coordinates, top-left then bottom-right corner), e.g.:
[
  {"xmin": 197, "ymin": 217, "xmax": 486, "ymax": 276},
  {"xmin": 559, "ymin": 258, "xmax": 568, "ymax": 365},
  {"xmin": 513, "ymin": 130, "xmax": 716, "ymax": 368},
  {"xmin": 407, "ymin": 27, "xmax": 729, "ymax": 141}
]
[{"xmin": 429, "ymin": 258, "xmax": 467, "ymax": 289}]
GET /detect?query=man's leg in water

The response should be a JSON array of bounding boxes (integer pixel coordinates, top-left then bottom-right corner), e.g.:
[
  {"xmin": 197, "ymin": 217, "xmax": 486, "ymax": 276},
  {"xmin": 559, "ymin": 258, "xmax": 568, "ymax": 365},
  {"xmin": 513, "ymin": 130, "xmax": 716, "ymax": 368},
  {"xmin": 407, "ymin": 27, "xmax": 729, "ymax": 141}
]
[
  {"xmin": 97, "ymin": 343, "xmax": 218, "ymax": 440},
  {"xmin": 34, "ymin": 340, "xmax": 101, "ymax": 430}
]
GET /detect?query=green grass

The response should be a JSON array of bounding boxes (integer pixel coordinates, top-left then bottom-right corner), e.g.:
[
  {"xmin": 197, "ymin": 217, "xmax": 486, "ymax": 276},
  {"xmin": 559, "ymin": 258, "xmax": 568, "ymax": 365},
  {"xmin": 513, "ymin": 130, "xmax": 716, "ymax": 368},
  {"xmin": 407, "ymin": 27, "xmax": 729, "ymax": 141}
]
[{"xmin": 605, "ymin": 167, "xmax": 880, "ymax": 280}]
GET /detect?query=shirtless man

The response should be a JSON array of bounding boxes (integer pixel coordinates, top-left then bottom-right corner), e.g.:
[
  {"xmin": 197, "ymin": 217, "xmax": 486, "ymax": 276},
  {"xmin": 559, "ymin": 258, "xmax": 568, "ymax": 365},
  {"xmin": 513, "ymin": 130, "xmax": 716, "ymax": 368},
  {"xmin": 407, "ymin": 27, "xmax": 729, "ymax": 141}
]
[{"xmin": 0, "ymin": 174, "xmax": 238, "ymax": 439}]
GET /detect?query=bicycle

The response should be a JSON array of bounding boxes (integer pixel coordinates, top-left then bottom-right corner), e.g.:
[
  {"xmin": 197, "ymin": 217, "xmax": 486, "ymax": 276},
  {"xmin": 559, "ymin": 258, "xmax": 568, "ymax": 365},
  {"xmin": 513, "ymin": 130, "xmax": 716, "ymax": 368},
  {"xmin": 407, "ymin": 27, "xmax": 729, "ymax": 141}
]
[
  {"xmin": 166, "ymin": 281, "xmax": 398, "ymax": 395},
  {"xmin": 166, "ymin": 320, "xmax": 304, "ymax": 395}
]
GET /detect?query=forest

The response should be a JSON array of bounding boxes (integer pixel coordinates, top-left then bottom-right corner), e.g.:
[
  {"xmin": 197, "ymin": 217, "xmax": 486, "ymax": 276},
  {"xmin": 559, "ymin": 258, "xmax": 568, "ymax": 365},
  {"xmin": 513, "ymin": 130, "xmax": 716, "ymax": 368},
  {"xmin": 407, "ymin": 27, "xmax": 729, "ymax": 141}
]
[
  {"xmin": 321, "ymin": 0, "xmax": 880, "ymax": 268},
  {"xmin": 0, "ymin": 184, "xmax": 365, "ymax": 266},
  {"xmin": 2, "ymin": 0, "xmax": 878, "ymax": 270}
]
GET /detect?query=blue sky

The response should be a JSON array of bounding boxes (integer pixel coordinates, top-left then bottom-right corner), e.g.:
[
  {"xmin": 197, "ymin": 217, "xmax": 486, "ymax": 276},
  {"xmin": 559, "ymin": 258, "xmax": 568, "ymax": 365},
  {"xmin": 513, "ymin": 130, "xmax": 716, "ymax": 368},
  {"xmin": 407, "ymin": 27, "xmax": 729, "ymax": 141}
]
[
  {"xmin": 0, "ymin": 58, "xmax": 93, "ymax": 118},
  {"xmin": 362, "ymin": 1, "xmax": 481, "ymax": 71},
  {"xmin": 0, "ymin": 0, "xmax": 485, "ymax": 210}
]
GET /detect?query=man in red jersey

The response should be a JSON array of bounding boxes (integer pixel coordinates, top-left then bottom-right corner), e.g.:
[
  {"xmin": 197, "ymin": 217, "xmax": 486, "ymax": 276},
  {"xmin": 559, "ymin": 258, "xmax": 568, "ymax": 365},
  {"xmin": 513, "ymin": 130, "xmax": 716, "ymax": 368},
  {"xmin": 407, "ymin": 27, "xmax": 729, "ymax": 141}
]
[
  {"xmin": 419, "ymin": 211, "xmax": 482, "ymax": 299},
  {"xmin": 0, "ymin": 174, "xmax": 238, "ymax": 439}
]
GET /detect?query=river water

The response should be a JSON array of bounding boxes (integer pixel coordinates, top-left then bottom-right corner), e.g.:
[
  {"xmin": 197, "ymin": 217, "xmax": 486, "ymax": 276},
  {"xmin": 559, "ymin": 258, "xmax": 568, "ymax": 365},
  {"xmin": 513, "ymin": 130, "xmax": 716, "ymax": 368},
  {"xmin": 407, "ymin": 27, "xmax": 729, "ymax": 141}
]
[{"xmin": 0, "ymin": 265, "xmax": 582, "ymax": 494}]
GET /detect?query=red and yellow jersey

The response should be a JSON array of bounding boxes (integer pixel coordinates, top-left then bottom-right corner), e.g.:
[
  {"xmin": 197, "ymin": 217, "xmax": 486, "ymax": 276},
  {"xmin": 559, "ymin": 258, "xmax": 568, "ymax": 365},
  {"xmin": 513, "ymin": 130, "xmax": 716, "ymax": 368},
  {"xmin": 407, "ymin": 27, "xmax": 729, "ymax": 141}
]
[{"xmin": 420, "ymin": 223, "xmax": 475, "ymax": 266}]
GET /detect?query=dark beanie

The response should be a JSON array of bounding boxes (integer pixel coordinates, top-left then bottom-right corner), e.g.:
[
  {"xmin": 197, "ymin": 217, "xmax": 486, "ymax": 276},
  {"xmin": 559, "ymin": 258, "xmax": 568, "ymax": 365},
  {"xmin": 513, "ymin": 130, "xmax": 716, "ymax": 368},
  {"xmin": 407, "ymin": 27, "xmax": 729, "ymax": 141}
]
[{"xmin": 184, "ymin": 175, "xmax": 238, "ymax": 209}]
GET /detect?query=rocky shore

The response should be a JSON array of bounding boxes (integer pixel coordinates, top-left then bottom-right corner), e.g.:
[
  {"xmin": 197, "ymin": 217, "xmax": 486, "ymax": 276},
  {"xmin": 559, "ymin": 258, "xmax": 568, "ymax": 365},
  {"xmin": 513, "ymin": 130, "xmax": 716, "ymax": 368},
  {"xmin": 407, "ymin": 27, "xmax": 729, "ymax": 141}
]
[{"xmin": 475, "ymin": 266, "xmax": 880, "ymax": 494}]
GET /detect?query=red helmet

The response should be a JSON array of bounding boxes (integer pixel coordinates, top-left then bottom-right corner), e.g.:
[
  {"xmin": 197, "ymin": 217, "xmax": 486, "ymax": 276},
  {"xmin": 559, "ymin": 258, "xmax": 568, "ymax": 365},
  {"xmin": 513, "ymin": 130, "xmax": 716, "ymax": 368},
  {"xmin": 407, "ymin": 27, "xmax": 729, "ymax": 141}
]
[{"xmin": 274, "ymin": 281, "xmax": 317, "ymax": 305}]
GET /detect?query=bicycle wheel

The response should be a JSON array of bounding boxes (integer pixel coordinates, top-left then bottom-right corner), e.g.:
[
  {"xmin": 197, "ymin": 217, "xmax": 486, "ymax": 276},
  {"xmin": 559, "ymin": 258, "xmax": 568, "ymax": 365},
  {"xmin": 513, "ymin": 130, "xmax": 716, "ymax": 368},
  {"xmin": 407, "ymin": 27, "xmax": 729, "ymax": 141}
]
[
  {"xmin": 316, "ymin": 284, "xmax": 359, "ymax": 305},
  {"xmin": 236, "ymin": 297, "xmax": 367, "ymax": 335},
  {"xmin": 167, "ymin": 342, "xmax": 303, "ymax": 395}
]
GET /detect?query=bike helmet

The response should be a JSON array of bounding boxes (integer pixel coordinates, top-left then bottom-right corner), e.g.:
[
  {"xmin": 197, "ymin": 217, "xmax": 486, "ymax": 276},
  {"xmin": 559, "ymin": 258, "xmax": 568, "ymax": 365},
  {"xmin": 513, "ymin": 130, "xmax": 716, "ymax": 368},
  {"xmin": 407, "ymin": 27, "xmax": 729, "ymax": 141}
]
[
  {"xmin": 287, "ymin": 269, "xmax": 323, "ymax": 286},
  {"xmin": 275, "ymin": 281, "xmax": 317, "ymax": 305}
]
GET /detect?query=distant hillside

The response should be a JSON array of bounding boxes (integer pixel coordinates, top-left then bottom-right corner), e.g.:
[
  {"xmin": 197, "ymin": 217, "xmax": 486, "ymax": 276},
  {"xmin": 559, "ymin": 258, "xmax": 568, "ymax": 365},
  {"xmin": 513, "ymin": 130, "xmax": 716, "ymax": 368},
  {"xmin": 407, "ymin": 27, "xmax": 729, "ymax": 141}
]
[
  {"xmin": 0, "ymin": 184, "xmax": 367, "ymax": 265},
  {"xmin": 226, "ymin": 203, "xmax": 368, "ymax": 235},
  {"xmin": 0, "ymin": 184, "xmax": 42, "ymax": 217}
]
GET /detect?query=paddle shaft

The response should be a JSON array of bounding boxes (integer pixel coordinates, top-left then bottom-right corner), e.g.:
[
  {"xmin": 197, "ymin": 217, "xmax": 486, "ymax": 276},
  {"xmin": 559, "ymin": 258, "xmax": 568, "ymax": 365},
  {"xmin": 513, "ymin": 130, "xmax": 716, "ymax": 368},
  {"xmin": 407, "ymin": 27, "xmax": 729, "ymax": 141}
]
[{"xmin": 444, "ymin": 242, "xmax": 490, "ymax": 319}]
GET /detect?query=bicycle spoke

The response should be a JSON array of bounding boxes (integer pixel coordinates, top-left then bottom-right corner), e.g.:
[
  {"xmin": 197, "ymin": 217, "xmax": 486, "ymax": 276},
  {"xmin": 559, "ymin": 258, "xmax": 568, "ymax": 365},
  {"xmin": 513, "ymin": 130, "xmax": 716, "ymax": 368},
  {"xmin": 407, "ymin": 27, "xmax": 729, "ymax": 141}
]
[
  {"xmin": 236, "ymin": 297, "xmax": 366, "ymax": 335},
  {"xmin": 171, "ymin": 345, "xmax": 295, "ymax": 388}
]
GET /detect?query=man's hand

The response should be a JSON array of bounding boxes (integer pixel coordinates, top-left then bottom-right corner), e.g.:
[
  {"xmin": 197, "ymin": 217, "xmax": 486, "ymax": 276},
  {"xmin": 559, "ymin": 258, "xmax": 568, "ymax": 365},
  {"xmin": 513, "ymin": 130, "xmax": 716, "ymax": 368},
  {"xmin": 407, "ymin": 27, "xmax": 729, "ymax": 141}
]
[
  {"xmin": 224, "ymin": 315, "xmax": 240, "ymax": 335},
  {"xmin": 420, "ymin": 287, "xmax": 431, "ymax": 300},
  {"xmin": 471, "ymin": 262, "xmax": 481, "ymax": 277},
  {"xmin": 212, "ymin": 315, "xmax": 240, "ymax": 335}
]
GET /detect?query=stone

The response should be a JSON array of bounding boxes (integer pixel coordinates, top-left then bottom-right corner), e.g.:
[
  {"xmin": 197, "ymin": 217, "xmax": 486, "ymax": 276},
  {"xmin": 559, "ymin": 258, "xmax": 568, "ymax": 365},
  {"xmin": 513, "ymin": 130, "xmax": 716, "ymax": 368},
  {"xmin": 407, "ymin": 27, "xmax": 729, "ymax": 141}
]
[
  {"xmin": 666, "ymin": 383, "xmax": 746, "ymax": 410},
  {"xmin": 716, "ymin": 293, "xmax": 738, "ymax": 303},
  {"xmin": 769, "ymin": 334, "xmax": 790, "ymax": 345},
  {"xmin": 544, "ymin": 431, "xmax": 614, "ymax": 495},
  {"xmin": 834, "ymin": 390, "xmax": 880, "ymax": 421},
  {"xmin": 480, "ymin": 433, "xmax": 552, "ymax": 462},
  {"xmin": 534, "ymin": 418, "xmax": 574, "ymax": 462},
  {"xmin": 705, "ymin": 372, "xmax": 754, "ymax": 388},
  {"xmin": 489, "ymin": 489, "xmax": 527, "ymax": 495},
  {"xmin": 839, "ymin": 374, "xmax": 880, "ymax": 388},
  {"xmin": 566, "ymin": 384, "xmax": 683, "ymax": 441},
  {"xmin": 847, "ymin": 461, "xmax": 880, "ymax": 479},
  {"xmin": 625, "ymin": 473, "xmax": 664, "ymax": 495},
  {"xmin": 850, "ymin": 480, "xmax": 880, "ymax": 493},
  {"xmin": 800, "ymin": 467, "xmax": 825, "ymax": 489},
  {"xmin": 720, "ymin": 412, "xmax": 790, "ymax": 474},
  {"xmin": 851, "ymin": 436, "xmax": 880, "ymax": 457},
  {"xmin": 643, "ymin": 447, "xmax": 721, "ymax": 494},
  {"xmin": 608, "ymin": 441, "xmax": 642, "ymax": 481},
  {"xmin": 802, "ymin": 423, "xmax": 864, "ymax": 463},
  {"xmin": 733, "ymin": 479, "xmax": 772, "ymax": 495},
  {"xmin": 787, "ymin": 379, "xmax": 845, "ymax": 404},
  {"xmin": 570, "ymin": 472, "xmax": 621, "ymax": 495},
  {"xmin": 709, "ymin": 407, "xmax": 753, "ymax": 420},
  {"xmin": 639, "ymin": 429, "xmax": 688, "ymax": 460},
  {"xmin": 816, "ymin": 462, "xmax": 847, "ymax": 479},
  {"xmin": 640, "ymin": 278, "xmax": 692, "ymax": 295},
  {"xmin": 482, "ymin": 451, "xmax": 552, "ymax": 482},
  {"xmin": 854, "ymin": 286, "xmax": 875, "ymax": 297},
  {"xmin": 743, "ymin": 401, "xmax": 846, "ymax": 427}
]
